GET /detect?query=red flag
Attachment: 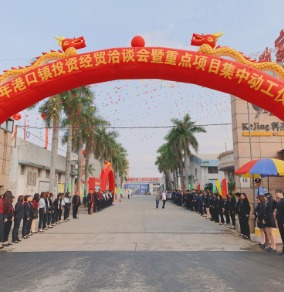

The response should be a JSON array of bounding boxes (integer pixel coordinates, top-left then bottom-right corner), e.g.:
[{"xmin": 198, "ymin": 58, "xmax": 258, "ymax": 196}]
[{"xmin": 221, "ymin": 178, "xmax": 228, "ymax": 198}]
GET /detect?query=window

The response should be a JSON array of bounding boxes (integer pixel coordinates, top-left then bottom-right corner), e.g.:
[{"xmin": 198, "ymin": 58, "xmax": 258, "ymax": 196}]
[
  {"xmin": 195, "ymin": 168, "xmax": 197, "ymax": 176},
  {"xmin": 38, "ymin": 169, "xmax": 41, "ymax": 178},
  {"xmin": 58, "ymin": 173, "xmax": 61, "ymax": 182},
  {"xmin": 20, "ymin": 165, "xmax": 25, "ymax": 175},
  {"xmin": 46, "ymin": 170, "xmax": 50, "ymax": 179},
  {"xmin": 208, "ymin": 167, "xmax": 218, "ymax": 174},
  {"xmin": 27, "ymin": 171, "xmax": 37, "ymax": 186}
]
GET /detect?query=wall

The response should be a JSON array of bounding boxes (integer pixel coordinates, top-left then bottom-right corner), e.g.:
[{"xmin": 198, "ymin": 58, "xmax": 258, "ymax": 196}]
[
  {"xmin": 9, "ymin": 138, "xmax": 71, "ymax": 198},
  {"xmin": 0, "ymin": 129, "xmax": 12, "ymax": 195},
  {"xmin": 232, "ymin": 96, "xmax": 284, "ymax": 202},
  {"xmin": 189, "ymin": 154, "xmax": 225, "ymax": 189}
]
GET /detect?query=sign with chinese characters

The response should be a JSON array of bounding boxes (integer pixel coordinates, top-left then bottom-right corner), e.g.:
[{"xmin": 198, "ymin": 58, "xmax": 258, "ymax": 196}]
[
  {"xmin": 126, "ymin": 177, "xmax": 160, "ymax": 183},
  {"xmin": 242, "ymin": 122, "xmax": 284, "ymax": 136},
  {"xmin": 1, "ymin": 44, "xmax": 284, "ymax": 123}
]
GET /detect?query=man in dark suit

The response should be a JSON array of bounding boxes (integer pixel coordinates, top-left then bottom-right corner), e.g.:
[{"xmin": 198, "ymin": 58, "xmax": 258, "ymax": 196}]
[
  {"xmin": 72, "ymin": 192, "xmax": 81, "ymax": 219},
  {"xmin": 87, "ymin": 189, "xmax": 94, "ymax": 215}
]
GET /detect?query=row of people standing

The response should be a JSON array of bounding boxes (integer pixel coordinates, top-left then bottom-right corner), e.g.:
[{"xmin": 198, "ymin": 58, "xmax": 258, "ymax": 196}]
[
  {"xmin": 86, "ymin": 189, "xmax": 113, "ymax": 215},
  {"xmin": 0, "ymin": 190, "xmax": 81, "ymax": 248},
  {"xmin": 254, "ymin": 190, "xmax": 284, "ymax": 253},
  {"xmin": 172, "ymin": 190, "xmax": 251, "ymax": 239},
  {"xmin": 172, "ymin": 188, "xmax": 284, "ymax": 254}
]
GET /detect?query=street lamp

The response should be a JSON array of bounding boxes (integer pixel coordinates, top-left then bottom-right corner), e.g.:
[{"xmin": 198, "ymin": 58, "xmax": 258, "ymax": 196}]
[{"xmin": 0, "ymin": 118, "xmax": 14, "ymax": 133}]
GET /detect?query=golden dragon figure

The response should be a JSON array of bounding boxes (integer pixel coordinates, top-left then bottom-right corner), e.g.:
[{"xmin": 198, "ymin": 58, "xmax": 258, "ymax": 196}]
[
  {"xmin": 191, "ymin": 32, "xmax": 284, "ymax": 80},
  {"xmin": 0, "ymin": 36, "xmax": 86, "ymax": 85}
]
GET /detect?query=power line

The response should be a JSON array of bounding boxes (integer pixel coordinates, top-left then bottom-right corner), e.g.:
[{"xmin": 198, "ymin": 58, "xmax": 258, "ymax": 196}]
[
  {"xmin": 16, "ymin": 123, "xmax": 232, "ymax": 130},
  {"xmin": 16, "ymin": 127, "xmax": 67, "ymax": 154}
]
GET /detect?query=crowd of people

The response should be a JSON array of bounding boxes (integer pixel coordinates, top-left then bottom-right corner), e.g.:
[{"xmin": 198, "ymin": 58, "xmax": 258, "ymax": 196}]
[
  {"xmin": 170, "ymin": 187, "xmax": 284, "ymax": 255},
  {"xmin": 0, "ymin": 189, "xmax": 114, "ymax": 249},
  {"xmin": 86, "ymin": 189, "xmax": 114, "ymax": 214}
]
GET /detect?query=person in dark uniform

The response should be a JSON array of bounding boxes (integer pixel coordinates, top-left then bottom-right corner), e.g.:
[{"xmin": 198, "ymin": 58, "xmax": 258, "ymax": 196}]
[
  {"xmin": 209, "ymin": 193, "xmax": 214, "ymax": 220},
  {"xmin": 87, "ymin": 189, "xmax": 94, "ymax": 215},
  {"xmin": 223, "ymin": 195, "xmax": 230, "ymax": 226},
  {"xmin": 12, "ymin": 195, "xmax": 24, "ymax": 243},
  {"xmin": 228, "ymin": 193, "xmax": 236, "ymax": 229},
  {"xmin": 188, "ymin": 191, "xmax": 193, "ymax": 211},
  {"xmin": 275, "ymin": 190, "xmax": 284, "ymax": 255},
  {"xmin": 263, "ymin": 193, "xmax": 276, "ymax": 252},
  {"xmin": 238, "ymin": 192, "xmax": 251, "ymax": 239},
  {"xmin": 3, "ymin": 191, "xmax": 15, "ymax": 247},
  {"xmin": 93, "ymin": 190, "xmax": 99, "ymax": 213},
  {"xmin": 199, "ymin": 193, "xmax": 204, "ymax": 216},
  {"xmin": 235, "ymin": 193, "xmax": 241, "ymax": 234},
  {"xmin": 254, "ymin": 194, "xmax": 267, "ymax": 249},
  {"xmin": 72, "ymin": 192, "xmax": 81, "ymax": 219},
  {"xmin": 217, "ymin": 195, "xmax": 225, "ymax": 225},
  {"xmin": 213, "ymin": 193, "xmax": 219, "ymax": 223},
  {"xmin": 22, "ymin": 195, "xmax": 31, "ymax": 239}
]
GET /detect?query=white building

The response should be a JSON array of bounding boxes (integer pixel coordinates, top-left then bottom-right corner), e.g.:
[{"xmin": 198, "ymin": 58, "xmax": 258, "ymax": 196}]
[
  {"xmin": 9, "ymin": 138, "xmax": 76, "ymax": 198},
  {"xmin": 188, "ymin": 154, "xmax": 225, "ymax": 189}
]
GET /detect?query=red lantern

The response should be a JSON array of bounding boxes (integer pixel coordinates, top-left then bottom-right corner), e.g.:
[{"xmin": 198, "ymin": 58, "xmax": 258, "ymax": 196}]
[
  {"xmin": 131, "ymin": 35, "xmax": 145, "ymax": 47},
  {"xmin": 41, "ymin": 113, "xmax": 46, "ymax": 119},
  {"xmin": 13, "ymin": 113, "xmax": 21, "ymax": 120}
]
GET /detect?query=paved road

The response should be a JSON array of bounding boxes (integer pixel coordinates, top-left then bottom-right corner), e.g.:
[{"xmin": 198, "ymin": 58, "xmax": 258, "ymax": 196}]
[{"xmin": 0, "ymin": 195, "xmax": 283, "ymax": 291}]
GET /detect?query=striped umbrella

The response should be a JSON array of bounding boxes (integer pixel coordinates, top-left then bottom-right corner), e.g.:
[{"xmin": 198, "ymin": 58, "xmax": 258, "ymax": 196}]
[{"xmin": 235, "ymin": 158, "xmax": 284, "ymax": 177}]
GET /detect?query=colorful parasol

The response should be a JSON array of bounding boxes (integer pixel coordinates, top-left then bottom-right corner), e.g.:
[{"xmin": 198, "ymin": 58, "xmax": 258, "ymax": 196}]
[{"xmin": 235, "ymin": 158, "xmax": 284, "ymax": 177}]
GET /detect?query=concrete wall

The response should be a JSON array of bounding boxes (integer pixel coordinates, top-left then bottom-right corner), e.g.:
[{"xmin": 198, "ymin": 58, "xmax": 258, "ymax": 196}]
[
  {"xmin": 232, "ymin": 96, "xmax": 284, "ymax": 201},
  {"xmin": 0, "ymin": 129, "xmax": 12, "ymax": 195},
  {"xmin": 9, "ymin": 138, "xmax": 71, "ymax": 198}
]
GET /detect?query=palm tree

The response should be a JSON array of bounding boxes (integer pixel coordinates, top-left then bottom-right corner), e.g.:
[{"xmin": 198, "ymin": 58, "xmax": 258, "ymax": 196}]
[
  {"xmin": 39, "ymin": 94, "xmax": 62, "ymax": 193},
  {"xmin": 111, "ymin": 142, "xmax": 128, "ymax": 187},
  {"xmin": 83, "ymin": 115, "xmax": 109, "ymax": 196},
  {"xmin": 167, "ymin": 114, "xmax": 206, "ymax": 190},
  {"xmin": 93, "ymin": 128, "xmax": 119, "ymax": 169},
  {"xmin": 155, "ymin": 143, "xmax": 179, "ymax": 190},
  {"xmin": 61, "ymin": 86, "xmax": 95, "ymax": 194}
]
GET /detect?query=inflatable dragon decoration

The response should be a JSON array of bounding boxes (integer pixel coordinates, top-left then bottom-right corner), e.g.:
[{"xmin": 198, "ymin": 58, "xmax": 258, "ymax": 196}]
[
  {"xmin": 191, "ymin": 32, "xmax": 284, "ymax": 80},
  {"xmin": 0, "ymin": 36, "xmax": 86, "ymax": 85}
]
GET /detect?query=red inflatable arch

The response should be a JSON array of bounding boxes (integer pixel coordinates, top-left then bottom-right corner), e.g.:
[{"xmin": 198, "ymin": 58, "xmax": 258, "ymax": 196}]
[
  {"xmin": 100, "ymin": 161, "xmax": 115, "ymax": 192},
  {"xmin": 1, "ymin": 34, "xmax": 284, "ymax": 123}
]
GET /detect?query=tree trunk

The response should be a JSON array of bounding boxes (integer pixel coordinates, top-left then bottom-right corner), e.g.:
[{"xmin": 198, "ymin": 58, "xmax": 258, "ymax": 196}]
[
  {"xmin": 65, "ymin": 125, "xmax": 72, "ymax": 193},
  {"xmin": 175, "ymin": 169, "xmax": 179, "ymax": 190},
  {"xmin": 165, "ymin": 171, "xmax": 170, "ymax": 191},
  {"xmin": 184, "ymin": 152, "xmax": 189, "ymax": 191},
  {"xmin": 49, "ymin": 115, "xmax": 59, "ymax": 194},
  {"xmin": 179, "ymin": 162, "xmax": 185, "ymax": 191},
  {"xmin": 77, "ymin": 136, "xmax": 83, "ymax": 194},
  {"xmin": 84, "ymin": 150, "xmax": 90, "ymax": 197}
]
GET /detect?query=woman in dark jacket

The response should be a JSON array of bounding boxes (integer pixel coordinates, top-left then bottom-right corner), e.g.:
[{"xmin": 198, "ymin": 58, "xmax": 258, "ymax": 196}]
[
  {"xmin": 217, "ymin": 195, "xmax": 225, "ymax": 225},
  {"xmin": 22, "ymin": 195, "xmax": 31, "ymax": 239},
  {"xmin": 31, "ymin": 193, "xmax": 39, "ymax": 234},
  {"xmin": 12, "ymin": 195, "xmax": 24, "ymax": 243},
  {"xmin": 228, "ymin": 193, "xmax": 236, "ymax": 229},
  {"xmin": 263, "ymin": 193, "xmax": 276, "ymax": 252},
  {"xmin": 238, "ymin": 192, "xmax": 251, "ymax": 239},
  {"xmin": 47, "ymin": 193, "xmax": 54, "ymax": 228},
  {"xmin": 3, "ymin": 191, "xmax": 15, "ymax": 246},
  {"xmin": 53, "ymin": 193, "xmax": 63, "ymax": 224},
  {"xmin": 224, "ymin": 195, "xmax": 230, "ymax": 226}
]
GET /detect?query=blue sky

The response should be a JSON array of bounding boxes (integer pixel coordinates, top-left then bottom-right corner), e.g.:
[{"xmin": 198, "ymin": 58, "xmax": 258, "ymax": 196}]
[{"xmin": 1, "ymin": 0, "xmax": 283, "ymax": 176}]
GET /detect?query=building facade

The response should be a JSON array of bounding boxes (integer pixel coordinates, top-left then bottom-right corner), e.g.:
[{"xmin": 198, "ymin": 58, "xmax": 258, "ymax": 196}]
[
  {"xmin": 188, "ymin": 154, "xmax": 225, "ymax": 189},
  {"xmin": 9, "ymin": 138, "xmax": 76, "ymax": 198},
  {"xmin": 123, "ymin": 177, "xmax": 162, "ymax": 195},
  {"xmin": 231, "ymin": 96, "xmax": 284, "ymax": 202},
  {"xmin": 0, "ymin": 124, "xmax": 13, "ymax": 195}
]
